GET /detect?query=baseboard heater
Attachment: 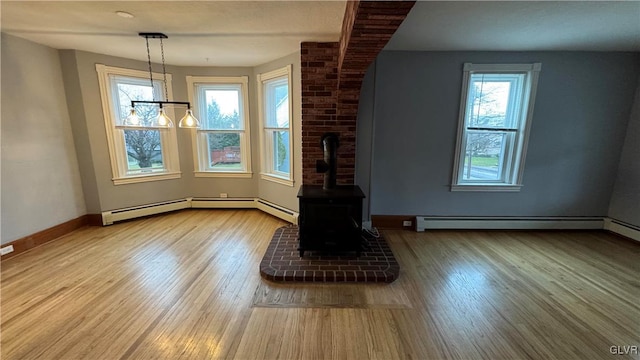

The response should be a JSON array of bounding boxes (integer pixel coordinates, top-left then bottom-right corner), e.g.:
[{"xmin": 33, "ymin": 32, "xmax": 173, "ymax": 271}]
[
  {"xmin": 604, "ymin": 218, "xmax": 640, "ymax": 242},
  {"xmin": 255, "ymin": 199, "xmax": 299, "ymax": 224},
  {"xmin": 416, "ymin": 216, "xmax": 604, "ymax": 231},
  {"xmin": 191, "ymin": 197, "xmax": 256, "ymax": 209},
  {"xmin": 103, "ymin": 197, "xmax": 298, "ymax": 225},
  {"xmin": 102, "ymin": 198, "xmax": 192, "ymax": 225}
]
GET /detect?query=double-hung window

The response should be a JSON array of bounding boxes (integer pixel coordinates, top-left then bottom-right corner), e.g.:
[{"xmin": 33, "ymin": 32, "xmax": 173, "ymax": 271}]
[
  {"xmin": 258, "ymin": 65, "xmax": 293, "ymax": 186},
  {"xmin": 96, "ymin": 64, "xmax": 181, "ymax": 185},
  {"xmin": 186, "ymin": 76, "xmax": 252, "ymax": 177},
  {"xmin": 452, "ymin": 63, "xmax": 541, "ymax": 191}
]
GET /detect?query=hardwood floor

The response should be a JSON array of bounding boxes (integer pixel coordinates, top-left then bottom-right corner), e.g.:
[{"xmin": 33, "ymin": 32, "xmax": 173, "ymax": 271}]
[{"xmin": 2, "ymin": 209, "xmax": 639, "ymax": 359}]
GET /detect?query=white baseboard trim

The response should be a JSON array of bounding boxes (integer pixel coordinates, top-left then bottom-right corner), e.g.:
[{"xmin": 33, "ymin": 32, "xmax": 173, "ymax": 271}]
[
  {"xmin": 604, "ymin": 218, "xmax": 640, "ymax": 242},
  {"xmin": 103, "ymin": 197, "xmax": 298, "ymax": 225},
  {"xmin": 416, "ymin": 216, "xmax": 604, "ymax": 231}
]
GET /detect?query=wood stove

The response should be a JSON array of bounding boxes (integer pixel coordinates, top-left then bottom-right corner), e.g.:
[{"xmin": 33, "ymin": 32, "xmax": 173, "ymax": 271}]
[
  {"xmin": 297, "ymin": 185, "xmax": 365, "ymax": 257},
  {"xmin": 297, "ymin": 133, "xmax": 365, "ymax": 257}
]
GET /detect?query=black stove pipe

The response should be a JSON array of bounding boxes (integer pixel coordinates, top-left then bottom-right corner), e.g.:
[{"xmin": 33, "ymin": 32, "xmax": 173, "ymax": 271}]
[{"xmin": 316, "ymin": 133, "xmax": 339, "ymax": 190}]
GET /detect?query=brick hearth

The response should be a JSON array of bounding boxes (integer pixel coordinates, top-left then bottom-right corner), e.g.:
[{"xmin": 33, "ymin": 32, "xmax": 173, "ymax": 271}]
[{"xmin": 260, "ymin": 226, "xmax": 400, "ymax": 283}]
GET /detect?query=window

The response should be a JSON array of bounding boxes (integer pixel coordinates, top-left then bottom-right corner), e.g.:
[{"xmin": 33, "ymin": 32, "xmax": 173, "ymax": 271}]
[
  {"xmin": 452, "ymin": 63, "xmax": 541, "ymax": 191},
  {"xmin": 258, "ymin": 65, "xmax": 293, "ymax": 186},
  {"xmin": 96, "ymin": 64, "xmax": 180, "ymax": 185},
  {"xmin": 186, "ymin": 76, "xmax": 252, "ymax": 177}
]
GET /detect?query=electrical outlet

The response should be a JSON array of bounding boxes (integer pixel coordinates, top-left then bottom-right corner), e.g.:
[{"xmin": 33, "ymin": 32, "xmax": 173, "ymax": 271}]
[
  {"xmin": 403, "ymin": 220, "xmax": 412, "ymax": 227},
  {"xmin": 0, "ymin": 245, "xmax": 15, "ymax": 256},
  {"xmin": 220, "ymin": 193, "xmax": 228, "ymax": 198}
]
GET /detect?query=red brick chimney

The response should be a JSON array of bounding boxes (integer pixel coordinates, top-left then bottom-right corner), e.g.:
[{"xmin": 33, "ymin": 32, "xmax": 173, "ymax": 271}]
[{"xmin": 301, "ymin": 1, "xmax": 416, "ymax": 186}]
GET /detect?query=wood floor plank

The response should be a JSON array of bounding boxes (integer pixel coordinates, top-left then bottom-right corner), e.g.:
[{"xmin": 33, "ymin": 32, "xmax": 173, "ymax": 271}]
[{"xmin": 2, "ymin": 211, "xmax": 639, "ymax": 359}]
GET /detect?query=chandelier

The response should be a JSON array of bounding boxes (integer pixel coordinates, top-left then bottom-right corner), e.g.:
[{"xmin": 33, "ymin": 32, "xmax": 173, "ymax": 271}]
[{"xmin": 124, "ymin": 32, "xmax": 199, "ymax": 128}]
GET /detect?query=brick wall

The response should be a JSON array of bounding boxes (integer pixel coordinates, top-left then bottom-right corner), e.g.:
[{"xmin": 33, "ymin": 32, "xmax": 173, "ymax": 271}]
[
  {"xmin": 301, "ymin": 1, "xmax": 415, "ymax": 186},
  {"xmin": 338, "ymin": 0, "xmax": 360, "ymax": 77},
  {"xmin": 301, "ymin": 42, "xmax": 343, "ymax": 186}
]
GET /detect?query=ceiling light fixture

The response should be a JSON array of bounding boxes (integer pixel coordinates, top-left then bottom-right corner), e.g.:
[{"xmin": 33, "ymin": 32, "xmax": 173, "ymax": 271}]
[{"xmin": 124, "ymin": 32, "xmax": 199, "ymax": 129}]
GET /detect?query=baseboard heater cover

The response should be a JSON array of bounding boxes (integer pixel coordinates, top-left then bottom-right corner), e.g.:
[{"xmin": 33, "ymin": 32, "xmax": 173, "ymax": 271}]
[
  {"xmin": 416, "ymin": 216, "xmax": 604, "ymax": 231},
  {"xmin": 255, "ymin": 199, "xmax": 299, "ymax": 224},
  {"xmin": 102, "ymin": 198, "xmax": 192, "ymax": 225},
  {"xmin": 604, "ymin": 218, "xmax": 640, "ymax": 242},
  {"xmin": 103, "ymin": 197, "xmax": 299, "ymax": 225},
  {"xmin": 191, "ymin": 197, "xmax": 256, "ymax": 209}
]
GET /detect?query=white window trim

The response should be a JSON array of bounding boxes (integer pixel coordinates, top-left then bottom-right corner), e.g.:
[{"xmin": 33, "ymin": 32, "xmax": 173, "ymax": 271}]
[
  {"xmin": 186, "ymin": 76, "xmax": 252, "ymax": 178},
  {"xmin": 96, "ymin": 64, "xmax": 181, "ymax": 185},
  {"xmin": 257, "ymin": 65, "xmax": 294, "ymax": 187},
  {"xmin": 451, "ymin": 62, "xmax": 541, "ymax": 192}
]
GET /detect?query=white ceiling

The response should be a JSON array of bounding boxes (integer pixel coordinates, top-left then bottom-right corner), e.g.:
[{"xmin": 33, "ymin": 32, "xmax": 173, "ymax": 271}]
[
  {"xmin": 1, "ymin": 1, "xmax": 639, "ymax": 68},
  {"xmin": 387, "ymin": 1, "xmax": 640, "ymax": 52},
  {"xmin": 0, "ymin": 1, "xmax": 347, "ymax": 67}
]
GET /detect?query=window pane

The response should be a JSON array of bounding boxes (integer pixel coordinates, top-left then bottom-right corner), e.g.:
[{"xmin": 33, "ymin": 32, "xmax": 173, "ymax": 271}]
[
  {"xmin": 117, "ymin": 82, "xmax": 158, "ymax": 127},
  {"xmin": 272, "ymin": 130, "xmax": 290, "ymax": 174},
  {"xmin": 467, "ymin": 74, "xmax": 523, "ymax": 128},
  {"xmin": 207, "ymin": 133, "xmax": 242, "ymax": 171},
  {"xmin": 203, "ymin": 89, "xmax": 242, "ymax": 130},
  {"xmin": 124, "ymin": 129, "xmax": 164, "ymax": 173},
  {"xmin": 265, "ymin": 79, "xmax": 289, "ymax": 128},
  {"xmin": 462, "ymin": 132, "xmax": 505, "ymax": 181}
]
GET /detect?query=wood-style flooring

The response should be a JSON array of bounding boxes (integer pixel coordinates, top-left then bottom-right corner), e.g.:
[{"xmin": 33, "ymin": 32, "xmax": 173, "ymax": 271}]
[{"xmin": 1, "ymin": 209, "xmax": 639, "ymax": 359}]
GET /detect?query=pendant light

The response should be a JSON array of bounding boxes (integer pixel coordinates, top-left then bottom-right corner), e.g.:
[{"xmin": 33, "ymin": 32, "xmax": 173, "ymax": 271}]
[
  {"xmin": 179, "ymin": 109, "xmax": 198, "ymax": 127},
  {"xmin": 124, "ymin": 32, "xmax": 199, "ymax": 129}
]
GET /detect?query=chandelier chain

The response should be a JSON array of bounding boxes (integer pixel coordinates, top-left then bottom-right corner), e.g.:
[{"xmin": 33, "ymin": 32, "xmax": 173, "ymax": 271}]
[
  {"xmin": 125, "ymin": 32, "xmax": 199, "ymax": 128},
  {"xmin": 145, "ymin": 36, "xmax": 155, "ymax": 102},
  {"xmin": 160, "ymin": 37, "xmax": 169, "ymax": 101}
]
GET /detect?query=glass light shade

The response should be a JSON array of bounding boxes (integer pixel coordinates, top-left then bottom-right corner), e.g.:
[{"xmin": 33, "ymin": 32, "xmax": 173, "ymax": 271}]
[
  {"xmin": 123, "ymin": 108, "xmax": 141, "ymax": 126},
  {"xmin": 151, "ymin": 108, "xmax": 174, "ymax": 128},
  {"xmin": 178, "ymin": 109, "xmax": 200, "ymax": 128}
]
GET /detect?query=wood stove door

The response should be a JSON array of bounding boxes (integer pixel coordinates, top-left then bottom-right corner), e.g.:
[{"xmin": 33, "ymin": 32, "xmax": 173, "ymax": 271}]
[{"xmin": 298, "ymin": 197, "xmax": 363, "ymax": 256}]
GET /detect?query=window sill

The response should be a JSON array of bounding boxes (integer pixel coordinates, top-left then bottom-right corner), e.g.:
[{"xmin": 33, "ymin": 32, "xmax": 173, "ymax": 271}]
[
  {"xmin": 451, "ymin": 184, "xmax": 522, "ymax": 192},
  {"xmin": 113, "ymin": 171, "xmax": 182, "ymax": 185},
  {"xmin": 260, "ymin": 173, "xmax": 294, "ymax": 187},
  {"xmin": 194, "ymin": 171, "xmax": 253, "ymax": 179}
]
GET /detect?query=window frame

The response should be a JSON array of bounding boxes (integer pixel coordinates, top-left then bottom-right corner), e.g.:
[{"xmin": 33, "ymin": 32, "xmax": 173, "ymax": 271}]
[
  {"xmin": 451, "ymin": 63, "xmax": 541, "ymax": 192},
  {"xmin": 257, "ymin": 65, "xmax": 294, "ymax": 186},
  {"xmin": 96, "ymin": 64, "xmax": 181, "ymax": 185},
  {"xmin": 186, "ymin": 76, "xmax": 252, "ymax": 178}
]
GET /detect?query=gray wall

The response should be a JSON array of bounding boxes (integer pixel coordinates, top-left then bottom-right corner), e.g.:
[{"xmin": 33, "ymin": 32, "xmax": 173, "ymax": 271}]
[
  {"xmin": 1, "ymin": 34, "xmax": 86, "ymax": 244},
  {"xmin": 59, "ymin": 51, "xmax": 101, "ymax": 213},
  {"xmin": 159, "ymin": 63, "xmax": 258, "ymax": 200},
  {"xmin": 355, "ymin": 61, "xmax": 377, "ymax": 221},
  {"xmin": 60, "ymin": 49, "xmax": 301, "ymax": 213},
  {"xmin": 609, "ymin": 76, "xmax": 640, "ymax": 227},
  {"xmin": 356, "ymin": 51, "xmax": 640, "ymax": 218},
  {"xmin": 61, "ymin": 51, "xmax": 193, "ymax": 211}
]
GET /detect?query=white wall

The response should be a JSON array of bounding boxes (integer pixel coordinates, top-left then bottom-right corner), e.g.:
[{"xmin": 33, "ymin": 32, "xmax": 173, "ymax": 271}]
[
  {"xmin": 1, "ymin": 34, "xmax": 86, "ymax": 244},
  {"xmin": 609, "ymin": 76, "xmax": 640, "ymax": 228}
]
